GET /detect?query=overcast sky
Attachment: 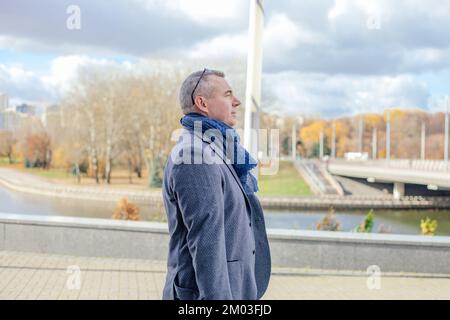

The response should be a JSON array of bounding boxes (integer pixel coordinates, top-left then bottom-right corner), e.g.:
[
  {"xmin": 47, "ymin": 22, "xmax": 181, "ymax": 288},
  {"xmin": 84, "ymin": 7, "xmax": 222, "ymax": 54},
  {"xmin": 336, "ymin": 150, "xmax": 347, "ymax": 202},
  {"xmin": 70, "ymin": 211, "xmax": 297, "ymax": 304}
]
[{"xmin": 1, "ymin": 0, "xmax": 450, "ymax": 117}]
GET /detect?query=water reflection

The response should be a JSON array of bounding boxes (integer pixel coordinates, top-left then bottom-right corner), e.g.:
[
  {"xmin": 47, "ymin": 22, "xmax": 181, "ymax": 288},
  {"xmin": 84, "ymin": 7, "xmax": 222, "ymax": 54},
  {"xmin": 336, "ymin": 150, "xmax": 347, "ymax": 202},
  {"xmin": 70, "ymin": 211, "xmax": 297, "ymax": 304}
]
[
  {"xmin": 1, "ymin": 186, "xmax": 449, "ymax": 236},
  {"xmin": 0, "ymin": 185, "xmax": 166, "ymax": 222},
  {"xmin": 265, "ymin": 209, "xmax": 450, "ymax": 236}
]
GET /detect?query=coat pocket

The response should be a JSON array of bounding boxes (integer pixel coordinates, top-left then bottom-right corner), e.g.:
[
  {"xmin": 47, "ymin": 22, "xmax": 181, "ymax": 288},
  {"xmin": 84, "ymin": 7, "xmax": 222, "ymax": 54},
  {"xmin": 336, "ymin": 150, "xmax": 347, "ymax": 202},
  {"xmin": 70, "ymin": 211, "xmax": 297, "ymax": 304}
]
[
  {"xmin": 174, "ymin": 283, "xmax": 199, "ymax": 300},
  {"xmin": 227, "ymin": 260, "xmax": 243, "ymax": 299}
]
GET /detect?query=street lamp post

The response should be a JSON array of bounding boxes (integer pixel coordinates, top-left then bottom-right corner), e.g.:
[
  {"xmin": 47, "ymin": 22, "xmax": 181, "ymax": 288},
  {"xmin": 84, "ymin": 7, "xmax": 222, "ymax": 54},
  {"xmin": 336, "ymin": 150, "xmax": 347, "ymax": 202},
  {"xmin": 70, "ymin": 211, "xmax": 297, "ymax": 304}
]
[
  {"xmin": 291, "ymin": 123, "xmax": 297, "ymax": 161},
  {"xmin": 445, "ymin": 98, "xmax": 449, "ymax": 163},
  {"xmin": 331, "ymin": 120, "xmax": 336, "ymax": 158},
  {"xmin": 386, "ymin": 110, "xmax": 391, "ymax": 161},
  {"xmin": 319, "ymin": 130, "xmax": 324, "ymax": 159},
  {"xmin": 359, "ymin": 115, "xmax": 364, "ymax": 153},
  {"xmin": 421, "ymin": 122, "xmax": 426, "ymax": 161},
  {"xmin": 372, "ymin": 127, "xmax": 377, "ymax": 160}
]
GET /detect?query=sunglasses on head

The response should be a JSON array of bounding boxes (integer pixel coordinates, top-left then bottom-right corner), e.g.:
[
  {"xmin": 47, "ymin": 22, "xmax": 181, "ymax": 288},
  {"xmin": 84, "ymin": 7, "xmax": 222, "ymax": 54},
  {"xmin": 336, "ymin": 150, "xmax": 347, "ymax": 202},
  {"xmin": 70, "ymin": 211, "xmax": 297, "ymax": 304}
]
[{"xmin": 191, "ymin": 68, "xmax": 208, "ymax": 106}]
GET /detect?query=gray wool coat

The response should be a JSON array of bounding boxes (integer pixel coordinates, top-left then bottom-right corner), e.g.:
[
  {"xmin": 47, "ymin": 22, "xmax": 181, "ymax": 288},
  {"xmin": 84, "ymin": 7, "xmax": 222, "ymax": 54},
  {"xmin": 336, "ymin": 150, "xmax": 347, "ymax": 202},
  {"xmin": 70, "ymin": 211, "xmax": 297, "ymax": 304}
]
[{"xmin": 161, "ymin": 128, "xmax": 271, "ymax": 300}]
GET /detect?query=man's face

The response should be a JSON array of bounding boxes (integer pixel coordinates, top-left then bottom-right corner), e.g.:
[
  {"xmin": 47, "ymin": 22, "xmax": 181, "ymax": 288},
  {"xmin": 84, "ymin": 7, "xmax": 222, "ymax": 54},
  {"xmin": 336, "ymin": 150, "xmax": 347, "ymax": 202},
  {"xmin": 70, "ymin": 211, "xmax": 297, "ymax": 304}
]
[{"xmin": 203, "ymin": 76, "xmax": 241, "ymax": 127}]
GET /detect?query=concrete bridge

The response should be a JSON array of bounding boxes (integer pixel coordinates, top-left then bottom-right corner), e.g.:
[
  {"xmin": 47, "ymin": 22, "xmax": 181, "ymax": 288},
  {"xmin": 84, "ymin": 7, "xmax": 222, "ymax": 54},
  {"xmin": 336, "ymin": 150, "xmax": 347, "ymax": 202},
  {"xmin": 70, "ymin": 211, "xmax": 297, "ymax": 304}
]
[{"xmin": 326, "ymin": 159, "xmax": 450, "ymax": 199}]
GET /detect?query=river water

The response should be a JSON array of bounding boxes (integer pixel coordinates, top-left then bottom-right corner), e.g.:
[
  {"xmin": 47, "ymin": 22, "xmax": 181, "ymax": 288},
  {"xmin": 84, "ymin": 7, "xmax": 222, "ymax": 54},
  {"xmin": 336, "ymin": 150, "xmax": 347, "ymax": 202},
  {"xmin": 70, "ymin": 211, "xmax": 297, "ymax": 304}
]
[{"xmin": 1, "ymin": 185, "xmax": 449, "ymax": 236}]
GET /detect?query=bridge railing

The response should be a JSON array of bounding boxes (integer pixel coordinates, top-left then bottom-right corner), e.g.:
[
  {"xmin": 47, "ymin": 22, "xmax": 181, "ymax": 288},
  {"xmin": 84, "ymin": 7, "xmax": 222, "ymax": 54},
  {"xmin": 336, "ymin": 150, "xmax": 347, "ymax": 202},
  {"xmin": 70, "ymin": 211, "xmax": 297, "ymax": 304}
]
[{"xmin": 330, "ymin": 159, "xmax": 450, "ymax": 172}]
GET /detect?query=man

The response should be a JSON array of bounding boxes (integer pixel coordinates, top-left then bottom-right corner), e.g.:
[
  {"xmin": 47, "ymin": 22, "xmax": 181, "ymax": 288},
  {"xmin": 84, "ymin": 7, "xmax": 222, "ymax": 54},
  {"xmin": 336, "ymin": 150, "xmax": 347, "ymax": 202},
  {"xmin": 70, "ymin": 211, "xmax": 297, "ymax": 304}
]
[{"xmin": 162, "ymin": 69, "xmax": 271, "ymax": 300}]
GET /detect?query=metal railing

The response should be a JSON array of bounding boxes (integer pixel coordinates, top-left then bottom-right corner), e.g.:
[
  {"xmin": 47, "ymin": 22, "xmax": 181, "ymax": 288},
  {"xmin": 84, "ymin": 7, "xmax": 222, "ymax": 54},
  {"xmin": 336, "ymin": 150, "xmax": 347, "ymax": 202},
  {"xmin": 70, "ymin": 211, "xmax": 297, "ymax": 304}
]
[{"xmin": 330, "ymin": 159, "xmax": 450, "ymax": 172}]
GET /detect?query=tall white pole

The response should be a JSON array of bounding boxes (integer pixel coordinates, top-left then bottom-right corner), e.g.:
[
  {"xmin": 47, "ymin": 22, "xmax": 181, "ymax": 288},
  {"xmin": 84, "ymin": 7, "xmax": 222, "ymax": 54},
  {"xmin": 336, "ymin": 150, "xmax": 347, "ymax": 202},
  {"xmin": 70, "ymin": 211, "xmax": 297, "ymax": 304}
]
[
  {"xmin": 421, "ymin": 122, "xmax": 426, "ymax": 161},
  {"xmin": 291, "ymin": 124, "xmax": 297, "ymax": 161},
  {"xmin": 244, "ymin": 0, "xmax": 264, "ymax": 160},
  {"xmin": 445, "ymin": 98, "xmax": 449, "ymax": 163},
  {"xmin": 359, "ymin": 115, "xmax": 364, "ymax": 153},
  {"xmin": 319, "ymin": 130, "xmax": 324, "ymax": 159},
  {"xmin": 386, "ymin": 110, "xmax": 391, "ymax": 161},
  {"xmin": 372, "ymin": 127, "xmax": 377, "ymax": 160},
  {"xmin": 331, "ymin": 120, "xmax": 336, "ymax": 158}
]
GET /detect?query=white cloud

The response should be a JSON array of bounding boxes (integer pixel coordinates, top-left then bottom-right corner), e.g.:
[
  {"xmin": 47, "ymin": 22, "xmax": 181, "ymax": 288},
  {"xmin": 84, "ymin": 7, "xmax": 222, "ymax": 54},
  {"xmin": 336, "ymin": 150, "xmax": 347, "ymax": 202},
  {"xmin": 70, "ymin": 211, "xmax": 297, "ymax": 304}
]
[
  {"xmin": 2, "ymin": 0, "xmax": 450, "ymax": 117},
  {"xmin": 401, "ymin": 48, "xmax": 449, "ymax": 72},
  {"xmin": 263, "ymin": 13, "xmax": 329, "ymax": 69},
  {"xmin": 41, "ymin": 55, "xmax": 127, "ymax": 95},
  {"xmin": 135, "ymin": 0, "xmax": 244, "ymax": 21},
  {"xmin": 0, "ymin": 64, "xmax": 51, "ymax": 103},
  {"xmin": 42, "ymin": 56, "xmax": 89, "ymax": 93},
  {"xmin": 187, "ymin": 33, "xmax": 248, "ymax": 60},
  {"xmin": 186, "ymin": 13, "xmax": 326, "ymax": 63},
  {"xmin": 0, "ymin": 55, "xmax": 436, "ymax": 118},
  {"xmin": 328, "ymin": 0, "xmax": 383, "ymax": 20},
  {"xmin": 264, "ymin": 14, "xmax": 301, "ymax": 54},
  {"xmin": 0, "ymin": 55, "xmax": 137, "ymax": 107},
  {"xmin": 168, "ymin": 0, "xmax": 244, "ymax": 22},
  {"xmin": 0, "ymin": 0, "xmax": 219, "ymax": 57},
  {"xmin": 264, "ymin": 72, "xmax": 430, "ymax": 117},
  {"xmin": 2, "ymin": 0, "xmax": 450, "ymax": 75}
]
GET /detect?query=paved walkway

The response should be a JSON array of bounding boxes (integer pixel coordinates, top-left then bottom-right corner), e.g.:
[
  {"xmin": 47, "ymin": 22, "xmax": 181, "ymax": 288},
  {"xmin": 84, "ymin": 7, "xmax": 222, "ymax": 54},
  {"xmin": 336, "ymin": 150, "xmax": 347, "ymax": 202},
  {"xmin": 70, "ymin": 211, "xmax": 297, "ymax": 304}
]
[{"xmin": 1, "ymin": 251, "xmax": 450, "ymax": 300}]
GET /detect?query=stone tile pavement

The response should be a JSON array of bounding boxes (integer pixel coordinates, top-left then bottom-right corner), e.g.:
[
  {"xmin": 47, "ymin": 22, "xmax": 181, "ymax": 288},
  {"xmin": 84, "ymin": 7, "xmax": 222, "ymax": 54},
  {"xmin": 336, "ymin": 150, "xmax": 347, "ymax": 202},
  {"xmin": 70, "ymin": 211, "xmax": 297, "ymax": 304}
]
[{"xmin": 1, "ymin": 251, "xmax": 449, "ymax": 300}]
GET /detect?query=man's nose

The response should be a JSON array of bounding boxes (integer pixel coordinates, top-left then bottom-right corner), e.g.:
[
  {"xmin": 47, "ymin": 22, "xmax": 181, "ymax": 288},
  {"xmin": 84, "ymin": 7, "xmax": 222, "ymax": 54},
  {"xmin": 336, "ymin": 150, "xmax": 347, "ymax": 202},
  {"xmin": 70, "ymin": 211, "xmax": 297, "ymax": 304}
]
[{"xmin": 233, "ymin": 96, "xmax": 241, "ymax": 107}]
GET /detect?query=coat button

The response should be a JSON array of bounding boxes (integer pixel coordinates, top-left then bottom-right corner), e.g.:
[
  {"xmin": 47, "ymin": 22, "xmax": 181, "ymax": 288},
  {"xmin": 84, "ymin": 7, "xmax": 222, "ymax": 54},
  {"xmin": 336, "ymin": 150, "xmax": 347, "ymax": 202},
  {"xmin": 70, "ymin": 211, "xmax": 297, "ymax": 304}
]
[
  {"xmin": 249, "ymin": 222, "xmax": 252, "ymax": 227},
  {"xmin": 252, "ymin": 250, "xmax": 255, "ymax": 255}
]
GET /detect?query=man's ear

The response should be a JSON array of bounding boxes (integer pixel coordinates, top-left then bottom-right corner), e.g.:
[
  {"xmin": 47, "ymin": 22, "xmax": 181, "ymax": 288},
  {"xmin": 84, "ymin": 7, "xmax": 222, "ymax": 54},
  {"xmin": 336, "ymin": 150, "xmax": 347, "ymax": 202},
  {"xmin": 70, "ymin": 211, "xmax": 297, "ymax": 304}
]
[{"xmin": 194, "ymin": 96, "xmax": 208, "ymax": 114}]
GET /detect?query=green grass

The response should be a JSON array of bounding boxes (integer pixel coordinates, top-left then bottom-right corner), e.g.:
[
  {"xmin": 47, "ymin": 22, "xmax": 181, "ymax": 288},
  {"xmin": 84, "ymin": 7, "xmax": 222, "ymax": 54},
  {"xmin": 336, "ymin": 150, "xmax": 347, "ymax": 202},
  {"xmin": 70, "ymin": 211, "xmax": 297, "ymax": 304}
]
[
  {"xmin": 24, "ymin": 168, "xmax": 71, "ymax": 179},
  {"xmin": 0, "ymin": 159, "xmax": 72, "ymax": 178},
  {"xmin": 258, "ymin": 160, "xmax": 312, "ymax": 196},
  {"xmin": 0, "ymin": 157, "xmax": 15, "ymax": 165},
  {"xmin": 1, "ymin": 157, "xmax": 311, "ymax": 196}
]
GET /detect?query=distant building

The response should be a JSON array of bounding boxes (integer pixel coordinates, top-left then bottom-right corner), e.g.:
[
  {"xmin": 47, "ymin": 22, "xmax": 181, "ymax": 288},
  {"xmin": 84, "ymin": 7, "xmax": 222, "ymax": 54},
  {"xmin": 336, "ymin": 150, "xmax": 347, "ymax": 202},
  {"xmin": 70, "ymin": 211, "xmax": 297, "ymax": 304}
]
[
  {"xmin": 0, "ymin": 110, "xmax": 21, "ymax": 131},
  {"xmin": 0, "ymin": 94, "xmax": 8, "ymax": 111},
  {"xmin": 16, "ymin": 103, "xmax": 36, "ymax": 115}
]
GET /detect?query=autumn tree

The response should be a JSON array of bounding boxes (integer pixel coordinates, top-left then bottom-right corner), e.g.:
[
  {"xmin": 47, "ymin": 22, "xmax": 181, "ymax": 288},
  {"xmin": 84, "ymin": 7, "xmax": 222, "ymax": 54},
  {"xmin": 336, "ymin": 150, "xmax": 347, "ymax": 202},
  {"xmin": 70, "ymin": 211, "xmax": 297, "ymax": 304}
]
[
  {"xmin": 24, "ymin": 132, "xmax": 52, "ymax": 168},
  {"xmin": 0, "ymin": 130, "xmax": 16, "ymax": 164}
]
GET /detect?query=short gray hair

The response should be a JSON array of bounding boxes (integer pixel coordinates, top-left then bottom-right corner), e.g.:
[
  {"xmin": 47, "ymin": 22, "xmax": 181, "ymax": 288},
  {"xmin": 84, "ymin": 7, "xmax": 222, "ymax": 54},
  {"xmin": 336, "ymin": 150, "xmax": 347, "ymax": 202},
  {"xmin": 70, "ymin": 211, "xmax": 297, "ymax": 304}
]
[{"xmin": 179, "ymin": 69, "xmax": 225, "ymax": 114}]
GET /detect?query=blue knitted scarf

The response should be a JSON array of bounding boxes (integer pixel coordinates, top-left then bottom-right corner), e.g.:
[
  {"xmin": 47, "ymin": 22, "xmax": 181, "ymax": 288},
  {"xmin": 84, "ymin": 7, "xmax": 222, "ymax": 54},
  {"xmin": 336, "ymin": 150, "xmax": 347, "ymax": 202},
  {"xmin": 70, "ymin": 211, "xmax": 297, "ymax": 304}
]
[{"xmin": 180, "ymin": 112, "xmax": 258, "ymax": 194}]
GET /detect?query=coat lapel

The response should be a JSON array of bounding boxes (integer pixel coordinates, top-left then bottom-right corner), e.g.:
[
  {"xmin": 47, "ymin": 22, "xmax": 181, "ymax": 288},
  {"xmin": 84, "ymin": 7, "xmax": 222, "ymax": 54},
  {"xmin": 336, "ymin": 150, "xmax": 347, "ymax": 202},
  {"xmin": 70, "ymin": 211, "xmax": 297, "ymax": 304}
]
[{"xmin": 190, "ymin": 129, "xmax": 253, "ymax": 210}]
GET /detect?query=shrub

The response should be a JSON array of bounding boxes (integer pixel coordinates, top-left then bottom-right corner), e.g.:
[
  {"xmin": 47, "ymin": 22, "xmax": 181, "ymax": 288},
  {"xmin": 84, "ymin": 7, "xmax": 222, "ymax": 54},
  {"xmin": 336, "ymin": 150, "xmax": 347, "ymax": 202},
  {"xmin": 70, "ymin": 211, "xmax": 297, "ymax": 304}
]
[
  {"xmin": 355, "ymin": 209, "xmax": 374, "ymax": 233},
  {"xmin": 112, "ymin": 197, "xmax": 141, "ymax": 221},
  {"xmin": 316, "ymin": 208, "xmax": 341, "ymax": 231},
  {"xmin": 420, "ymin": 217, "xmax": 437, "ymax": 236}
]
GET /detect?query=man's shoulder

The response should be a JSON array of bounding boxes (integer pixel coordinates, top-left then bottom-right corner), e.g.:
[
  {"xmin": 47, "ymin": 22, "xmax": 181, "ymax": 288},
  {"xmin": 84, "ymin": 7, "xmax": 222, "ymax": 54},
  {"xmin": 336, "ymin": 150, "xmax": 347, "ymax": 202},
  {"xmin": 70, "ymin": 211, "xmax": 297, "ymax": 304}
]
[
  {"xmin": 167, "ymin": 129, "xmax": 224, "ymax": 167},
  {"xmin": 170, "ymin": 128, "xmax": 207, "ymax": 150}
]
